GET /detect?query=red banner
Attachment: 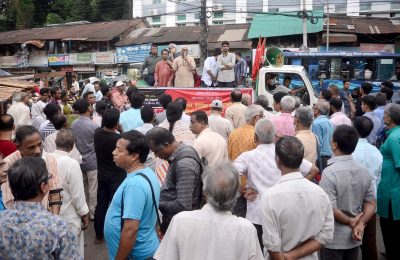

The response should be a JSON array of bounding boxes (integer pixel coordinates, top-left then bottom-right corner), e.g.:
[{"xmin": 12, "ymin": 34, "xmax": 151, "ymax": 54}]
[{"xmin": 140, "ymin": 87, "xmax": 253, "ymax": 114}]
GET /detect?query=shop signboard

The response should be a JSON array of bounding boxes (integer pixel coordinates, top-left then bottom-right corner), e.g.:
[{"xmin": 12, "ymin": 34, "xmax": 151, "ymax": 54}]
[
  {"xmin": 73, "ymin": 65, "xmax": 95, "ymax": 72},
  {"xmin": 157, "ymin": 44, "xmax": 201, "ymax": 58},
  {"xmin": 94, "ymin": 52, "xmax": 115, "ymax": 64},
  {"xmin": 0, "ymin": 56, "xmax": 17, "ymax": 67},
  {"xmin": 29, "ymin": 54, "xmax": 48, "ymax": 67},
  {"xmin": 48, "ymin": 54, "xmax": 69, "ymax": 66},
  {"xmin": 116, "ymin": 44, "xmax": 152, "ymax": 63},
  {"xmin": 69, "ymin": 53, "xmax": 93, "ymax": 65}
]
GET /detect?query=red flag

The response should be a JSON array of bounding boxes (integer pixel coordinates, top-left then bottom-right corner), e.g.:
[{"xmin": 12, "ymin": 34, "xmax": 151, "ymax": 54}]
[
  {"xmin": 260, "ymin": 37, "xmax": 266, "ymax": 65},
  {"xmin": 252, "ymin": 37, "xmax": 262, "ymax": 80}
]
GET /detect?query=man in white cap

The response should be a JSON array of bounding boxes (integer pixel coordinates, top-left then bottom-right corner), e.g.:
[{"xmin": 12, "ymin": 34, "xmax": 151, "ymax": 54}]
[
  {"xmin": 208, "ymin": 100, "xmax": 233, "ymax": 142},
  {"xmin": 82, "ymin": 77, "xmax": 99, "ymax": 96},
  {"xmin": 111, "ymin": 81, "xmax": 128, "ymax": 112}
]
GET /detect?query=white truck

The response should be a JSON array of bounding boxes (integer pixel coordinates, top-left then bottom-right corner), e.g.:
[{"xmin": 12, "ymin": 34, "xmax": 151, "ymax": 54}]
[{"xmin": 257, "ymin": 65, "xmax": 319, "ymax": 108}]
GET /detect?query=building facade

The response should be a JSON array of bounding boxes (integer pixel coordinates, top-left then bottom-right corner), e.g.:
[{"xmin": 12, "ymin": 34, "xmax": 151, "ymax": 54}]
[{"xmin": 133, "ymin": 0, "xmax": 400, "ymax": 27}]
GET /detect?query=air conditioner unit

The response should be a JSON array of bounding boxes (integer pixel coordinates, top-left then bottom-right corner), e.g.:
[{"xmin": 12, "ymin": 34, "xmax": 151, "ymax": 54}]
[
  {"xmin": 149, "ymin": 9, "xmax": 159, "ymax": 16},
  {"xmin": 213, "ymin": 4, "xmax": 223, "ymax": 11}
]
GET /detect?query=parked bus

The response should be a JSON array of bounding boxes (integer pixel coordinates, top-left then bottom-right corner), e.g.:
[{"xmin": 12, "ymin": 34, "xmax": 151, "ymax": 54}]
[{"xmin": 283, "ymin": 51, "xmax": 400, "ymax": 92}]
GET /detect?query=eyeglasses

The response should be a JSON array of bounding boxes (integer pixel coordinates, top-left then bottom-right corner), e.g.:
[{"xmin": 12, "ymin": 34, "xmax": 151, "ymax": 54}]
[{"xmin": 39, "ymin": 174, "xmax": 53, "ymax": 185}]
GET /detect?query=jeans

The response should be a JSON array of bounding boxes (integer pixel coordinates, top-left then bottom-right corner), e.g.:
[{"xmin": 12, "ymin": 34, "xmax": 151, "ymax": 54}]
[
  {"xmin": 320, "ymin": 247, "xmax": 359, "ymax": 260},
  {"xmin": 83, "ymin": 170, "xmax": 98, "ymax": 219},
  {"xmin": 94, "ymin": 178, "xmax": 123, "ymax": 239},
  {"xmin": 144, "ymin": 74, "xmax": 155, "ymax": 86},
  {"xmin": 318, "ymin": 156, "xmax": 331, "ymax": 173},
  {"xmin": 380, "ymin": 201, "xmax": 400, "ymax": 260}
]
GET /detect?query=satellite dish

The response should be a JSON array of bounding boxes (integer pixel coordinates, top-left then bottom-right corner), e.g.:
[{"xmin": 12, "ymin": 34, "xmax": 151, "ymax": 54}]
[{"xmin": 265, "ymin": 47, "xmax": 284, "ymax": 67}]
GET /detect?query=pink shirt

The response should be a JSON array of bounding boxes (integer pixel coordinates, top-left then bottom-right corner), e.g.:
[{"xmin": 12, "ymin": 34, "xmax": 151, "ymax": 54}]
[
  {"xmin": 329, "ymin": 112, "xmax": 352, "ymax": 128},
  {"xmin": 111, "ymin": 89, "xmax": 128, "ymax": 111},
  {"xmin": 155, "ymin": 60, "xmax": 174, "ymax": 87},
  {"xmin": 270, "ymin": 113, "xmax": 295, "ymax": 137}
]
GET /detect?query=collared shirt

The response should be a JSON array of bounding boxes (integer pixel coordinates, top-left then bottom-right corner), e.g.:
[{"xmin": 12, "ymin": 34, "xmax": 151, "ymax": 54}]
[
  {"xmin": 201, "ymin": 56, "xmax": 218, "ymax": 86},
  {"xmin": 159, "ymin": 119, "xmax": 195, "ymax": 146},
  {"xmin": 140, "ymin": 55, "xmax": 162, "ymax": 75},
  {"xmin": 2, "ymin": 151, "xmax": 62, "ymax": 210},
  {"xmin": 352, "ymin": 138, "xmax": 383, "ymax": 197},
  {"xmin": 44, "ymin": 130, "xmax": 82, "ymax": 163},
  {"xmin": 7, "ymin": 102, "xmax": 31, "ymax": 127},
  {"xmin": 155, "ymin": 60, "xmax": 174, "ymax": 87},
  {"xmin": 0, "ymin": 201, "xmax": 81, "ymax": 259},
  {"xmin": 364, "ymin": 111, "xmax": 382, "ymax": 145},
  {"xmin": 95, "ymin": 90, "xmax": 103, "ymax": 102},
  {"xmin": 135, "ymin": 123, "xmax": 154, "ymax": 135},
  {"xmin": 234, "ymin": 144, "xmax": 313, "ymax": 225},
  {"xmin": 71, "ymin": 116, "xmax": 99, "ymax": 172},
  {"xmin": 110, "ymin": 89, "xmax": 128, "ymax": 112},
  {"xmin": 374, "ymin": 106, "xmax": 385, "ymax": 137},
  {"xmin": 217, "ymin": 52, "xmax": 236, "ymax": 82},
  {"xmin": 261, "ymin": 172, "xmax": 334, "ymax": 259},
  {"xmin": 159, "ymin": 144, "xmax": 202, "ymax": 219},
  {"xmin": 270, "ymin": 113, "xmax": 295, "ymax": 137},
  {"xmin": 193, "ymin": 128, "xmax": 228, "ymax": 167},
  {"xmin": 120, "ymin": 108, "xmax": 144, "ymax": 132},
  {"xmin": 228, "ymin": 124, "xmax": 256, "ymax": 160},
  {"xmin": 72, "ymin": 80, "xmax": 80, "ymax": 91},
  {"xmin": 311, "ymin": 115, "xmax": 333, "ymax": 157},
  {"xmin": 154, "ymin": 204, "xmax": 263, "ymax": 260},
  {"xmin": 295, "ymin": 130, "xmax": 318, "ymax": 165},
  {"xmin": 234, "ymin": 58, "xmax": 248, "ymax": 84},
  {"xmin": 377, "ymin": 126, "xmax": 400, "ymax": 220},
  {"xmin": 225, "ymin": 102, "xmax": 247, "ymax": 129},
  {"xmin": 329, "ymin": 111, "xmax": 352, "ymax": 128},
  {"xmin": 104, "ymin": 167, "xmax": 160, "ymax": 259},
  {"xmin": 51, "ymin": 150, "xmax": 89, "ymax": 230},
  {"xmin": 320, "ymin": 155, "xmax": 375, "ymax": 249},
  {"xmin": 339, "ymin": 89, "xmax": 351, "ymax": 116},
  {"xmin": 39, "ymin": 120, "xmax": 56, "ymax": 140},
  {"xmin": 208, "ymin": 114, "xmax": 234, "ymax": 141},
  {"xmin": 173, "ymin": 56, "xmax": 196, "ymax": 88}
]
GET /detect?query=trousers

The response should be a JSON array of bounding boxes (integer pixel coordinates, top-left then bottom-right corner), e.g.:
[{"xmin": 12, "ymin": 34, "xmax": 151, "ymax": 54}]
[
  {"xmin": 361, "ymin": 213, "xmax": 377, "ymax": 260},
  {"xmin": 94, "ymin": 178, "xmax": 122, "ymax": 239},
  {"xmin": 320, "ymin": 247, "xmax": 359, "ymax": 260},
  {"xmin": 83, "ymin": 170, "xmax": 98, "ymax": 219},
  {"xmin": 380, "ymin": 201, "xmax": 400, "ymax": 260}
]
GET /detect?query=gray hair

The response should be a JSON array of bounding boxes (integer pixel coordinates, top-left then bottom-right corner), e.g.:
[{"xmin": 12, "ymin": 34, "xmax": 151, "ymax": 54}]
[
  {"xmin": 255, "ymin": 95, "xmax": 269, "ymax": 110},
  {"xmin": 245, "ymin": 104, "xmax": 264, "ymax": 122},
  {"xmin": 13, "ymin": 92, "xmax": 26, "ymax": 102},
  {"xmin": 314, "ymin": 99, "xmax": 330, "ymax": 115},
  {"xmin": 203, "ymin": 161, "xmax": 240, "ymax": 212},
  {"xmin": 385, "ymin": 103, "xmax": 400, "ymax": 125},
  {"xmin": 255, "ymin": 119, "xmax": 275, "ymax": 144},
  {"xmin": 280, "ymin": 96, "xmax": 296, "ymax": 113},
  {"xmin": 293, "ymin": 96, "xmax": 301, "ymax": 109},
  {"xmin": 55, "ymin": 129, "xmax": 75, "ymax": 151},
  {"xmin": 295, "ymin": 106, "xmax": 314, "ymax": 128}
]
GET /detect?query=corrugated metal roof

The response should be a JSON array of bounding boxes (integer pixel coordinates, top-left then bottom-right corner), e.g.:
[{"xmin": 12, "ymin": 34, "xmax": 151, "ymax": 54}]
[
  {"xmin": 322, "ymin": 33, "xmax": 357, "ymax": 43},
  {"xmin": 353, "ymin": 17, "xmax": 400, "ymax": 34},
  {"xmin": 116, "ymin": 24, "xmax": 251, "ymax": 48},
  {"xmin": 0, "ymin": 19, "xmax": 148, "ymax": 45},
  {"xmin": 0, "ymin": 78, "xmax": 35, "ymax": 101}
]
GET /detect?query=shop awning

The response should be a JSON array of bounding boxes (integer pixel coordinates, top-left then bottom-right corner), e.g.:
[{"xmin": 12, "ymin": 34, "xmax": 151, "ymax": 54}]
[{"xmin": 248, "ymin": 11, "xmax": 323, "ymax": 39}]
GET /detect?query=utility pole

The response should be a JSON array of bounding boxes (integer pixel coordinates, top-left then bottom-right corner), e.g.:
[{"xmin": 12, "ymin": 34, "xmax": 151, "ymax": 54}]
[
  {"xmin": 199, "ymin": 0, "xmax": 208, "ymax": 68},
  {"xmin": 326, "ymin": 0, "xmax": 330, "ymax": 51},
  {"xmin": 302, "ymin": 0, "xmax": 308, "ymax": 47}
]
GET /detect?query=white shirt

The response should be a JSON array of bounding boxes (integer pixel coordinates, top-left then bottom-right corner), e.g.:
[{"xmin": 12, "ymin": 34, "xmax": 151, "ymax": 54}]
[
  {"xmin": 51, "ymin": 150, "xmax": 89, "ymax": 230},
  {"xmin": 154, "ymin": 204, "xmax": 263, "ymax": 260},
  {"xmin": 82, "ymin": 83, "xmax": 95, "ymax": 96},
  {"xmin": 261, "ymin": 172, "xmax": 334, "ymax": 260},
  {"xmin": 201, "ymin": 56, "xmax": 218, "ymax": 86},
  {"xmin": 95, "ymin": 90, "xmax": 103, "ymax": 102},
  {"xmin": 208, "ymin": 114, "xmax": 234, "ymax": 141},
  {"xmin": 135, "ymin": 123, "xmax": 154, "ymax": 135},
  {"xmin": 181, "ymin": 113, "xmax": 191, "ymax": 124},
  {"xmin": 7, "ymin": 102, "xmax": 31, "ymax": 127},
  {"xmin": 217, "ymin": 52, "xmax": 236, "ymax": 82},
  {"xmin": 193, "ymin": 128, "xmax": 228, "ymax": 167},
  {"xmin": 234, "ymin": 144, "xmax": 313, "ymax": 225},
  {"xmin": 72, "ymin": 80, "xmax": 80, "ymax": 91},
  {"xmin": 44, "ymin": 131, "xmax": 82, "ymax": 164}
]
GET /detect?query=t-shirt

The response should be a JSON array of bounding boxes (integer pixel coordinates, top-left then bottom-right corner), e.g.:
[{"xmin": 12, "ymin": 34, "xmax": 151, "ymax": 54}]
[
  {"xmin": 119, "ymin": 108, "xmax": 144, "ymax": 132},
  {"xmin": 93, "ymin": 128, "xmax": 126, "ymax": 183},
  {"xmin": 104, "ymin": 167, "xmax": 160, "ymax": 260},
  {"xmin": 0, "ymin": 140, "xmax": 17, "ymax": 158}
]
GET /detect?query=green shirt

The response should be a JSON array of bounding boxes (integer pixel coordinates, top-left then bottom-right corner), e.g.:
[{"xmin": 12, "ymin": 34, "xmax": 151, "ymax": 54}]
[{"xmin": 377, "ymin": 126, "xmax": 400, "ymax": 220}]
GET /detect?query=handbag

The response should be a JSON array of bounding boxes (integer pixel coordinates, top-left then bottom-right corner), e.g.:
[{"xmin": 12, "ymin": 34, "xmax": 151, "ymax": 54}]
[{"xmin": 120, "ymin": 173, "xmax": 162, "ymax": 239}]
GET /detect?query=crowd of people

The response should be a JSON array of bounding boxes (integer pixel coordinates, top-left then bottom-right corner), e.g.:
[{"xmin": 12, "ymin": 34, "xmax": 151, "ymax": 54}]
[
  {"xmin": 140, "ymin": 42, "xmax": 249, "ymax": 88},
  {"xmin": 0, "ymin": 72, "xmax": 399, "ymax": 260}
]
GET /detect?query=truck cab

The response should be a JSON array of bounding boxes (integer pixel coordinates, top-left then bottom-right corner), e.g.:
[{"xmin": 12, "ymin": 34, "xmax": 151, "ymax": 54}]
[{"xmin": 257, "ymin": 65, "xmax": 318, "ymax": 109}]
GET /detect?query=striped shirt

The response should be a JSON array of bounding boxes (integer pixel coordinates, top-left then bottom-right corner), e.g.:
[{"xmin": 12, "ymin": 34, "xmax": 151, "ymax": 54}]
[
  {"xmin": 39, "ymin": 120, "xmax": 56, "ymax": 140},
  {"xmin": 159, "ymin": 144, "xmax": 202, "ymax": 220},
  {"xmin": 234, "ymin": 58, "xmax": 247, "ymax": 84}
]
